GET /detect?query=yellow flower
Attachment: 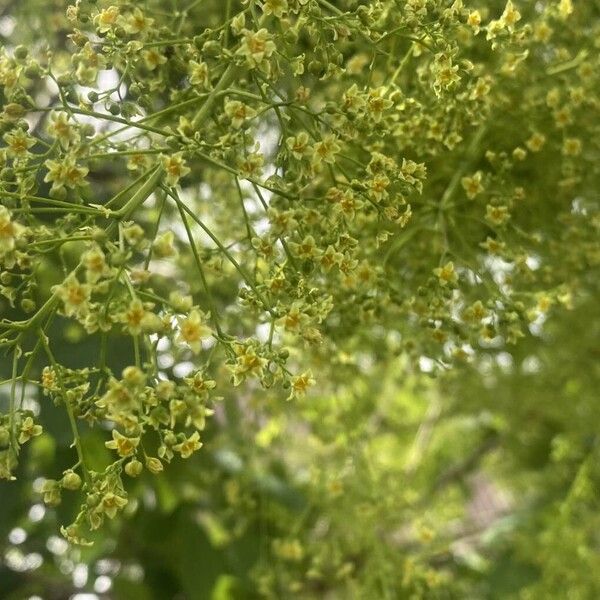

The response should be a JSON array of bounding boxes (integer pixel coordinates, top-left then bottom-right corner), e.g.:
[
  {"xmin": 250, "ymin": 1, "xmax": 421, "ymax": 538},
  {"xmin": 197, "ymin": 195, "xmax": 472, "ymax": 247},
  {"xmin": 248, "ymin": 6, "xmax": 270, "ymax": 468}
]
[
  {"xmin": 461, "ymin": 172, "xmax": 484, "ymax": 199},
  {"xmin": 238, "ymin": 151, "xmax": 264, "ymax": 178},
  {"xmin": 312, "ymin": 134, "xmax": 341, "ymax": 166},
  {"xmin": 501, "ymin": 1, "xmax": 521, "ymax": 28},
  {"xmin": 367, "ymin": 88, "xmax": 393, "ymax": 122},
  {"xmin": 123, "ymin": 7, "xmax": 154, "ymax": 34},
  {"xmin": 558, "ymin": 0, "xmax": 573, "ymax": 19},
  {"xmin": 83, "ymin": 246, "xmax": 111, "ymax": 283},
  {"xmin": 467, "ymin": 10, "xmax": 482, "ymax": 32},
  {"xmin": 238, "ymin": 28, "xmax": 276, "ymax": 68},
  {"xmin": 262, "ymin": 0, "xmax": 288, "ymax": 18},
  {"xmin": 177, "ymin": 309, "xmax": 212, "ymax": 354},
  {"xmin": 18, "ymin": 416, "xmax": 43, "ymax": 444},
  {"xmin": 486, "ymin": 204, "xmax": 510, "ymax": 226},
  {"xmin": 480, "ymin": 237, "xmax": 505, "ymax": 255},
  {"xmin": 61, "ymin": 470, "xmax": 82, "ymax": 490},
  {"xmin": 94, "ymin": 6, "xmax": 120, "ymax": 33},
  {"xmin": 534, "ymin": 21, "xmax": 553, "ymax": 43},
  {"xmin": 105, "ymin": 429, "xmax": 140, "ymax": 457},
  {"xmin": 224, "ymin": 100, "xmax": 256, "ymax": 129},
  {"xmin": 47, "ymin": 112, "xmax": 78, "ymax": 147},
  {"xmin": 525, "ymin": 132, "xmax": 546, "ymax": 152},
  {"xmin": 189, "ymin": 60, "xmax": 210, "ymax": 87},
  {"xmin": 152, "ymin": 230, "xmax": 178, "ymax": 258},
  {"xmin": 0, "ymin": 206, "xmax": 24, "ymax": 258},
  {"xmin": 44, "ymin": 157, "xmax": 88, "ymax": 190},
  {"xmin": 119, "ymin": 298, "xmax": 147, "ymax": 335},
  {"xmin": 55, "ymin": 274, "xmax": 91, "ymax": 317},
  {"xmin": 286, "ymin": 131, "xmax": 310, "ymax": 160},
  {"xmin": 3, "ymin": 128, "xmax": 34, "ymax": 158},
  {"xmin": 433, "ymin": 261, "xmax": 458, "ymax": 286},
  {"xmin": 277, "ymin": 302, "xmax": 310, "ymax": 333},
  {"xmin": 143, "ymin": 49, "xmax": 167, "ymax": 70},
  {"xmin": 174, "ymin": 431, "xmax": 202, "ymax": 458},
  {"xmin": 229, "ymin": 343, "xmax": 268, "ymax": 385},
  {"xmin": 288, "ymin": 370, "xmax": 316, "ymax": 400},
  {"xmin": 125, "ymin": 459, "xmax": 143, "ymax": 477},
  {"xmin": 98, "ymin": 491, "xmax": 128, "ymax": 519},
  {"xmin": 562, "ymin": 138, "xmax": 582, "ymax": 157},
  {"xmin": 161, "ymin": 153, "xmax": 190, "ymax": 186}
]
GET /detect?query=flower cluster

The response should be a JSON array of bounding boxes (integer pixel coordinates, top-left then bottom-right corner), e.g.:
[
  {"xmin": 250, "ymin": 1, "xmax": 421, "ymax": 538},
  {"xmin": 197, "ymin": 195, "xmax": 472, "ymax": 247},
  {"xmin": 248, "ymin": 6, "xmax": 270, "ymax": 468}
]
[{"xmin": 0, "ymin": 0, "xmax": 597, "ymax": 551}]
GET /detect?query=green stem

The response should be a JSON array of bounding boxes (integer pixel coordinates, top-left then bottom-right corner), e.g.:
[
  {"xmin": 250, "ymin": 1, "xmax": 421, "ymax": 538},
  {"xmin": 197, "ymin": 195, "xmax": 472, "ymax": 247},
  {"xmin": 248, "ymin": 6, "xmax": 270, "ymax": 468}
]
[
  {"xmin": 38, "ymin": 330, "xmax": 92, "ymax": 488},
  {"xmin": 191, "ymin": 63, "xmax": 238, "ymax": 129},
  {"xmin": 167, "ymin": 187, "xmax": 274, "ymax": 315}
]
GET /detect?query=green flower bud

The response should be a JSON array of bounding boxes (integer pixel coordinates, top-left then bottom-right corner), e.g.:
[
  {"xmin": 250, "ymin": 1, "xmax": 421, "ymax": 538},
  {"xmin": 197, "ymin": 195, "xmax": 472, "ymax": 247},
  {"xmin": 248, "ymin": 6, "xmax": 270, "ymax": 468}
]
[
  {"xmin": 125, "ymin": 459, "xmax": 143, "ymax": 478},
  {"xmin": 61, "ymin": 470, "xmax": 82, "ymax": 490},
  {"xmin": 202, "ymin": 41, "xmax": 221, "ymax": 57},
  {"xmin": 14, "ymin": 45, "xmax": 28, "ymax": 61},
  {"xmin": 20, "ymin": 299, "xmax": 36, "ymax": 313},
  {"xmin": 107, "ymin": 101, "xmax": 121, "ymax": 115}
]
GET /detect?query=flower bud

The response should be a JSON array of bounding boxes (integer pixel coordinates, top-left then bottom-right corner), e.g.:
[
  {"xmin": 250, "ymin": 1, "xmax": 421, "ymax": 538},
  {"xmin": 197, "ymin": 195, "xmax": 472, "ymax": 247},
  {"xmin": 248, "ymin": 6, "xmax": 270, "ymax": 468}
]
[
  {"xmin": 145, "ymin": 456, "xmax": 163, "ymax": 474},
  {"xmin": 125, "ymin": 459, "xmax": 143, "ymax": 477},
  {"xmin": 61, "ymin": 470, "xmax": 82, "ymax": 490}
]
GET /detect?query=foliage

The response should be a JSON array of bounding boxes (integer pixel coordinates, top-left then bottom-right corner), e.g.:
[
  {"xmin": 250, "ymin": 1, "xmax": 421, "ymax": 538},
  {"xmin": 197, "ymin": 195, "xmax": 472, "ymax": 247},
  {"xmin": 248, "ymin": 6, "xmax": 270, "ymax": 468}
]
[{"xmin": 0, "ymin": 0, "xmax": 599, "ymax": 597}]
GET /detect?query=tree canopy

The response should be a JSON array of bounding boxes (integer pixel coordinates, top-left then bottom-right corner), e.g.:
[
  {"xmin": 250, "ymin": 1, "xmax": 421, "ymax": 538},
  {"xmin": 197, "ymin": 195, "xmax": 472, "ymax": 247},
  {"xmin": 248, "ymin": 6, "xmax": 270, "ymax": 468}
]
[{"xmin": 0, "ymin": 0, "xmax": 599, "ymax": 598}]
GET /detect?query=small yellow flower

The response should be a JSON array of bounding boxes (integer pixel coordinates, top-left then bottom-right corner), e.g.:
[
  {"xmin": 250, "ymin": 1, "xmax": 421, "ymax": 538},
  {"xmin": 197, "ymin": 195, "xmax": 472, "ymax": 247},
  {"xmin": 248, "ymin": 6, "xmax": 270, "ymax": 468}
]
[
  {"xmin": 18, "ymin": 416, "xmax": 43, "ymax": 444},
  {"xmin": 153, "ymin": 230, "xmax": 178, "ymax": 258},
  {"xmin": 558, "ymin": 0, "xmax": 573, "ymax": 19},
  {"xmin": 525, "ymin": 132, "xmax": 546, "ymax": 152},
  {"xmin": 174, "ymin": 431, "xmax": 202, "ymax": 458},
  {"xmin": 461, "ymin": 172, "xmax": 484, "ymax": 199},
  {"xmin": 501, "ymin": 1, "xmax": 521, "ymax": 28},
  {"xmin": 512, "ymin": 147, "xmax": 527, "ymax": 161},
  {"xmin": 533, "ymin": 21, "xmax": 553, "ymax": 43},
  {"xmin": 262, "ymin": 0, "xmax": 288, "ymax": 18},
  {"xmin": 562, "ymin": 138, "xmax": 582, "ymax": 156},
  {"xmin": 44, "ymin": 157, "xmax": 88, "ymax": 190},
  {"xmin": 105, "ymin": 429, "xmax": 140, "ymax": 457},
  {"xmin": 286, "ymin": 131, "xmax": 310, "ymax": 160},
  {"xmin": 98, "ymin": 491, "xmax": 128, "ymax": 519},
  {"xmin": 224, "ymin": 99, "xmax": 257, "ymax": 129},
  {"xmin": 94, "ymin": 6, "xmax": 120, "ymax": 33},
  {"xmin": 433, "ymin": 261, "xmax": 458, "ymax": 286},
  {"xmin": 162, "ymin": 153, "xmax": 190, "ymax": 186},
  {"xmin": 486, "ymin": 204, "xmax": 510, "ymax": 226},
  {"xmin": 277, "ymin": 302, "xmax": 310, "ymax": 333},
  {"xmin": 288, "ymin": 370, "xmax": 316, "ymax": 400},
  {"xmin": 479, "ymin": 237, "xmax": 505, "ymax": 254},
  {"xmin": 238, "ymin": 28, "xmax": 276, "ymax": 67},
  {"xmin": 238, "ymin": 151, "xmax": 264, "ymax": 178},
  {"xmin": 189, "ymin": 60, "xmax": 210, "ymax": 87},
  {"xmin": 467, "ymin": 10, "xmax": 482, "ymax": 32},
  {"xmin": 177, "ymin": 309, "xmax": 212, "ymax": 354},
  {"xmin": 143, "ymin": 49, "xmax": 167, "ymax": 71},
  {"xmin": 83, "ymin": 246, "xmax": 110, "ymax": 283},
  {"xmin": 123, "ymin": 7, "xmax": 154, "ymax": 34},
  {"xmin": 367, "ymin": 88, "xmax": 393, "ymax": 122},
  {"xmin": 55, "ymin": 274, "xmax": 91, "ymax": 317},
  {"xmin": 3, "ymin": 129, "xmax": 34, "ymax": 158},
  {"xmin": 47, "ymin": 112, "xmax": 78, "ymax": 147},
  {"xmin": 118, "ymin": 298, "xmax": 148, "ymax": 335},
  {"xmin": 312, "ymin": 134, "xmax": 341, "ymax": 166},
  {"xmin": 0, "ymin": 206, "xmax": 24, "ymax": 257},
  {"xmin": 61, "ymin": 470, "xmax": 82, "ymax": 490},
  {"xmin": 229, "ymin": 344, "xmax": 268, "ymax": 386},
  {"xmin": 125, "ymin": 459, "xmax": 143, "ymax": 477}
]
